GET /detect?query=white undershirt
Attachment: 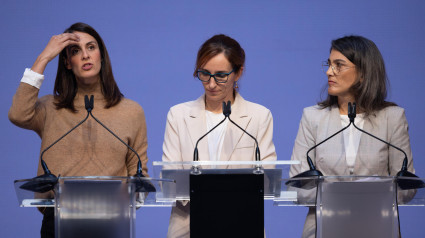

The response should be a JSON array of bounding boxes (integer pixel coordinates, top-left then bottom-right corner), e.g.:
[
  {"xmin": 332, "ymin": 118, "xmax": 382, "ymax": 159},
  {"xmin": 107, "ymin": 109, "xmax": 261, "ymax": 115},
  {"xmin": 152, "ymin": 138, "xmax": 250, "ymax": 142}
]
[
  {"xmin": 206, "ymin": 110, "xmax": 228, "ymax": 163},
  {"xmin": 340, "ymin": 114, "xmax": 365, "ymax": 174}
]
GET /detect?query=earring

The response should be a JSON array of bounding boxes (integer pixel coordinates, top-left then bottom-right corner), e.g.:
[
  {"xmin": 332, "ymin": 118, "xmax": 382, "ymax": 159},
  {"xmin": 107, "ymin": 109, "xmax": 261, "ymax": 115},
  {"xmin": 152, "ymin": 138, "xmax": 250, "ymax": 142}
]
[{"xmin": 234, "ymin": 81, "xmax": 239, "ymax": 90}]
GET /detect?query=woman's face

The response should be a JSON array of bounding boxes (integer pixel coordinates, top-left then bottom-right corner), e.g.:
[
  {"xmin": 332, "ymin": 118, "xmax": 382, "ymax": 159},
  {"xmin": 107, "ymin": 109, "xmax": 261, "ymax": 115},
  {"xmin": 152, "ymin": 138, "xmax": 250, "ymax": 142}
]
[
  {"xmin": 200, "ymin": 53, "xmax": 240, "ymax": 105},
  {"xmin": 66, "ymin": 31, "xmax": 102, "ymax": 87},
  {"xmin": 326, "ymin": 49, "xmax": 359, "ymax": 100}
]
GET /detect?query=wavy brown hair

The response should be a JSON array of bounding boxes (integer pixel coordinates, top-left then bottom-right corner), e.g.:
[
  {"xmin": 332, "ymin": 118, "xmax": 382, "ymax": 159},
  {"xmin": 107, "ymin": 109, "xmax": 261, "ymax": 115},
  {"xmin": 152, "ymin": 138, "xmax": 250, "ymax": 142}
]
[
  {"xmin": 319, "ymin": 35, "xmax": 396, "ymax": 115},
  {"xmin": 194, "ymin": 34, "xmax": 245, "ymax": 78},
  {"xmin": 54, "ymin": 22, "xmax": 123, "ymax": 111}
]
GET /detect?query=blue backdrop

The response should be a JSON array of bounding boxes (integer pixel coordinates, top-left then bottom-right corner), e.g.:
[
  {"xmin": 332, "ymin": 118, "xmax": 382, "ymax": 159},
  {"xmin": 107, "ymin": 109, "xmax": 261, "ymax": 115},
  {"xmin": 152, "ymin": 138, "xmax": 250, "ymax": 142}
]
[{"xmin": 1, "ymin": 1, "xmax": 424, "ymax": 237}]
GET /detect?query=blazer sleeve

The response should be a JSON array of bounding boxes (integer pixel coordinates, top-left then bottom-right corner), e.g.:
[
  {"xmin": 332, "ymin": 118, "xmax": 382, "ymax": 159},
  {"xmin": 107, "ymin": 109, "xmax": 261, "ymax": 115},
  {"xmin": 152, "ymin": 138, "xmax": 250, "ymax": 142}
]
[
  {"xmin": 162, "ymin": 108, "xmax": 182, "ymax": 163},
  {"xmin": 290, "ymin": 108, "xmax": 316, "ymax": 177},
  {"xmin": 387, "ymin": 107, "xmax": 414, "ymax": 175},
  {"xmin": 257, "ymin": 109, "xmax": 277, "ymax": 161}
]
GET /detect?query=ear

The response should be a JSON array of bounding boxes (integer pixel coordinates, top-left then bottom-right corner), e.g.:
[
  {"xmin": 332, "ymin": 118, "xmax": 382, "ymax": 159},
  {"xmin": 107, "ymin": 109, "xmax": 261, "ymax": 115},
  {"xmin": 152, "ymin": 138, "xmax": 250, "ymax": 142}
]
[
  {"xmin": 234, "ymin": 66, "xmax": 244, "ymax": 82},
  {"xmin": 64, "ymin": 57, "xmax": 72, "ymax": 70}
]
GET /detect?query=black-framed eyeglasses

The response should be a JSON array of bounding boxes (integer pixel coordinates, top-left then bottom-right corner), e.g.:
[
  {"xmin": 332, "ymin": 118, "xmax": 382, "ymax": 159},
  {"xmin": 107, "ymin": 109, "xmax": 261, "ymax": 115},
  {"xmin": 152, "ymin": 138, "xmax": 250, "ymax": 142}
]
[
  {"xmin": 322, "ymin": 61, "xmax": 354, "ymax": 75},
  {"xmin": 196, "ymin": 69, "xmax": 234, "ymax": 84}
]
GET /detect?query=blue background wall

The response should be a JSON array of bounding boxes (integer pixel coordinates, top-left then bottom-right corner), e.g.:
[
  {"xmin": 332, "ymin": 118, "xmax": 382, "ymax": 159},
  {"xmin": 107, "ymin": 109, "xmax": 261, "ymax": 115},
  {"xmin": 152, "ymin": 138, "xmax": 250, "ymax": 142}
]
[{"xmin": 1, "ymin": 1, "xmax": 424, "ymax": 237}]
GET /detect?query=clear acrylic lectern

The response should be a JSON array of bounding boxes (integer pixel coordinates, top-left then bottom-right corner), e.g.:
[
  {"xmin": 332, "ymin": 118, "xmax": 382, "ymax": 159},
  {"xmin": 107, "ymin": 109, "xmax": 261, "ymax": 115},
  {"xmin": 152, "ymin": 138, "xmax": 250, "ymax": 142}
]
[
  {"xmin": 15, "ymin": 176, "xmax": 175, "ymax": 238},
  {"xmin": 154, "ymin": 160, "xmax": 297, "ymax": 238},
  {"xmin": 278, "ymin": 175, "xmax": 425, "ymax": 238}
]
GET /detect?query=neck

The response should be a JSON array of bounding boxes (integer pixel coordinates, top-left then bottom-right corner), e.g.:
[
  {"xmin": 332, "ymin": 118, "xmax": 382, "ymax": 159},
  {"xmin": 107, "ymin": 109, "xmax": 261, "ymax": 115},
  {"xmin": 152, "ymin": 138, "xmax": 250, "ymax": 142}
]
[
  {"xmin": 77, "ymin": 81, "xmax": 102, "ymax": 96},
  {"xmin": 205, "ymin": 93, "xmax": 235, "ymax": 114},
  {"xmin": 337, "ymin": 95, "xmax": 355, "ymax": 115}
]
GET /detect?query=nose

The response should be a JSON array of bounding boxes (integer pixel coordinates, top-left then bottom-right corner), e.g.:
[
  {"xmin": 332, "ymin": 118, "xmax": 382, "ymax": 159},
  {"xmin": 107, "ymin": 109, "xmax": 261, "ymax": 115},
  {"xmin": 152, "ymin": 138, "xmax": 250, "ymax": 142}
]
[
  {"xmin": 81, "ymin": 49, "xmax": 90, "ymax": 60},
  {"xmin": 326, "ymin": 65, "xmax": 334, "ymax": 77},
  {"xmin": 207, "ymin": 76, "xmax": 217, "ymax": 88}
]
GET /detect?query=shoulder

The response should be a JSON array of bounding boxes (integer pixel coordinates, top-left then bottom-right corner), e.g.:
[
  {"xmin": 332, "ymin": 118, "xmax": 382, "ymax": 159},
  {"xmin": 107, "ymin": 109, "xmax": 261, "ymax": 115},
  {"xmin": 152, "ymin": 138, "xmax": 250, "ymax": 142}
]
[
  {"xmin": 241, "ymin": 98, "xmax": 271, "ymax": 114},
  {"xmin": 117, "ymin": 98, "xmax": 146, "ymax": 117},
  {"xmin": 374, "ymin": 105, "xmax": 405, "ymax": 116},
  {"xmin": 169, "ymin": 100, "xmax": 197, "ymax": 113},
  {"xmin": 168, "ymin": 97, "xmax": 203, "ymax": 118},
  {"xmin": 236, "ymin": 94, "xmax": 271, "ymax": 118},
  {"xmin": 370, "ymin": 105, "xmax": 406, "ymax": 124},
  {"xmin": 302, "ymin": 104, "xmax": 332, "ymax": 118},
  {"xmin": 369, "ymin": 105, "xmax": 405, "ymax": 120}
]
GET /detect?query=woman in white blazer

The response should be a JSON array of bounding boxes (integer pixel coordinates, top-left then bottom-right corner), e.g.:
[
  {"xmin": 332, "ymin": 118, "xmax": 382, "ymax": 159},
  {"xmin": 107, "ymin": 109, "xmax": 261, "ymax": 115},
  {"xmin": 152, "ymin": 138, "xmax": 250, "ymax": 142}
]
[
  {"xmin": 162, "ymin": 34, "xmax": 277, "ymax": 238},
  {"xmin": 290, "ymin": 35, "xmax": 415, "ymax": 238}
]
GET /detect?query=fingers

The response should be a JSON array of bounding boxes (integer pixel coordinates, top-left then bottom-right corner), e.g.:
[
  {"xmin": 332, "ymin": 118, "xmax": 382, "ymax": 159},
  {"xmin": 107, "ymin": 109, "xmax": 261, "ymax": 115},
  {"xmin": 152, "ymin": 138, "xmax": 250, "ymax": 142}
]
[{"xmin": 52, "ymin": 33, "xmax": 80, "ymax": 47}]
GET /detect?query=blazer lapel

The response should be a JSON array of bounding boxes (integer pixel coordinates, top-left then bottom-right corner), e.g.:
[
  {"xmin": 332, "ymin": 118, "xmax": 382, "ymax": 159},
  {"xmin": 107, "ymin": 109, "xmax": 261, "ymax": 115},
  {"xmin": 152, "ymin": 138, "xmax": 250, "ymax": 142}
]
[
  {"xmin": 184, "ymin": 95, "xmax": 209, "ymax": 161},
  {"xmin": 323, "ymin": 106, "xmax": 348, "ymax": 174},
  {"xmin": 354, "ymin": 114, "xmax": 375, "ymax": 174},
  {"xmin": 220, "ymin": 93, "xmax": 252, "ymax": 162}
]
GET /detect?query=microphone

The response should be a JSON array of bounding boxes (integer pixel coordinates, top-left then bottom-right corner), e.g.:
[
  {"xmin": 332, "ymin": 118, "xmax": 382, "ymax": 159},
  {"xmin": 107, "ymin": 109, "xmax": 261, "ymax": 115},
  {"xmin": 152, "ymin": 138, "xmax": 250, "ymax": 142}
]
[
  {"xmin": 20, "ymin": 98, "xmax": 92, "ymax": 193},
  {"xmin": 349, "ymin": 103, "xmax": 423, "ymax": 189},
  {"xmin": 193, "ymin": 101, "xmax": 230, "ymax": 161},
  {"xmin": 84, "ymin": 95, "xmax": 155, "ymax": 192},
  {"xmin": 286, "ymin": 103, "xmax": 356, "ymax": 189}
]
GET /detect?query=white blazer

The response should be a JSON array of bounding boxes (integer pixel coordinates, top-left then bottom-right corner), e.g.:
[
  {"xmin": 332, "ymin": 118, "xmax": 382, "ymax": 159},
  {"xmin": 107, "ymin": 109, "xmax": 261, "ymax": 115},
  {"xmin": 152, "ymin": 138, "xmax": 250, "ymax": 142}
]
[{"xmin": 162, "ymin": 92, "xmax": 277, "ymax": 238}]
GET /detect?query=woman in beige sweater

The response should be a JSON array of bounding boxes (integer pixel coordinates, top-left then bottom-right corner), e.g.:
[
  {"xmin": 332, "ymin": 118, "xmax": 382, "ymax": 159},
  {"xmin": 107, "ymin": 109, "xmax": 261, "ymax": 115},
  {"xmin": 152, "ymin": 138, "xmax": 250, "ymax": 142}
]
[{"xmin": 9, "ymin": 22, "xmax": 148, "ymax": 238}]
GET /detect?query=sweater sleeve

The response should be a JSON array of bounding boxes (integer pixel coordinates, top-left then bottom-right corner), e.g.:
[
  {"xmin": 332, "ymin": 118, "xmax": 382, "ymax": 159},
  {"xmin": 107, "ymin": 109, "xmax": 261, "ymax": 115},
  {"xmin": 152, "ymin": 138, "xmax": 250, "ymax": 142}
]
[{"xmin": 8, "ymin": 69, "xmax": 47, "ymax": 136}]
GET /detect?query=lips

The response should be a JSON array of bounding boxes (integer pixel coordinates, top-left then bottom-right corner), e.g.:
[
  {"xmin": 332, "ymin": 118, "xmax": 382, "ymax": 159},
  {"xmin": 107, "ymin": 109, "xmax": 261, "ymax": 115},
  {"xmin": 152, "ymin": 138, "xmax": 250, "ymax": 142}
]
[
  {"xmin": 82, "ymin": 63, "xmax": 93, "ymax": 70},
  {"xmin": 207, "ymin": 90, "xmax": 220, "ymax": 95}
]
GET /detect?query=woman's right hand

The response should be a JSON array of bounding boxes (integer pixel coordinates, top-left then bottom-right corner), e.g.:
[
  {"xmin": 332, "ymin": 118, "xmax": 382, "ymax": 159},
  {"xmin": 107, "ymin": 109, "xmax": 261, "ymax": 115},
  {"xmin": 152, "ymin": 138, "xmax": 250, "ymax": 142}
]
[{"xmin": 31, "ymin": 33, "xmax": 80, "ymax": 75}]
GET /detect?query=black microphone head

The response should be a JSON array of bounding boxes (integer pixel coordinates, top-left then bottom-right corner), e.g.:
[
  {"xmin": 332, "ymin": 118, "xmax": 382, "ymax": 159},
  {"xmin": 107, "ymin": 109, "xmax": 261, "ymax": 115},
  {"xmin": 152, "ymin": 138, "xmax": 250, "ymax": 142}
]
[
  {"xmin": 84, "ymin": 95, "xmax": 90, "ymax": 111},
  {"xmin": 348, "ymin": 102, "xmax": 356, "ymax": 123},
  {"xmin": 19, "ymin": 173, "xmax": 58, "ymax": 193},
  {"xmin": 90, "ymin": 95, "xmax": 94, "ymax": 110},
  {"xmin": 223, "ymin": 101, "xmax": 231, "ymax": 117}
]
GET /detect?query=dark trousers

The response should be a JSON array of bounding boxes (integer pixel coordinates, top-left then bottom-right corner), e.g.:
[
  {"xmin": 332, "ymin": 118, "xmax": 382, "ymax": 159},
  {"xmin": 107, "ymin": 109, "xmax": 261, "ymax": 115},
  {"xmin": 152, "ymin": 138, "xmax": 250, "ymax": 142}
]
[{"xmin": 41, "ymin": 208, "xmax": 55, "ymax": 238}]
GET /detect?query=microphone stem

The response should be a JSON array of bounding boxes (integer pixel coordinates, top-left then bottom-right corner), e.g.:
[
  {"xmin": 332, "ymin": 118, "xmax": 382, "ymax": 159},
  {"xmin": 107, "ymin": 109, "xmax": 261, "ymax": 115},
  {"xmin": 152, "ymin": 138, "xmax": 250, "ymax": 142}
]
[
  {"xmin": 228, "ymin": 117, "xmax": 261, "ymax": 161},
  {"xmin": 352, "ymin": 122, "xmax": 407, "ymax": 161},
  {"xmin": 89, "ymin": 111, "xmax": 142, "ymax": 163},
  {"xmin": 193, "ymin": 116, "xmax": 228, "ymax": 161},
  {"xmin": 40, "ymin": 112, "xmax": 90, "ymax": 172},
  {"xmin": 306, "ymin": 122, "xmax": 352, "ymax": 160}
]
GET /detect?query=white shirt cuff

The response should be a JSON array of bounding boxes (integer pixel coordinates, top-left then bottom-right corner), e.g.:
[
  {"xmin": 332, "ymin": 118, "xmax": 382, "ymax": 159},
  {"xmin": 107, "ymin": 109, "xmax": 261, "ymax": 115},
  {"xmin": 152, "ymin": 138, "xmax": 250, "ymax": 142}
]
[{"xmin": 21, "ymin": 68, "xmax": 44, "ymax": 89}]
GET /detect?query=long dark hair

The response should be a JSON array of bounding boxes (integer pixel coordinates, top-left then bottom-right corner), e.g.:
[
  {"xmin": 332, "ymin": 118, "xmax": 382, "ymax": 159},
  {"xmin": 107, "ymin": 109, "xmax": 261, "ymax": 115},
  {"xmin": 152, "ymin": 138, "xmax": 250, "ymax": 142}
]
[
  {"xmin": 318, "ymin": 35, "xmax": 396, "ymax": 115},
  {"xmin": 54, "ymin": 22, "xmax": 123, "ymax": 111},
  {"xmin": 194, "ymin": 34, "xmax": 245, "ymax": 77}
]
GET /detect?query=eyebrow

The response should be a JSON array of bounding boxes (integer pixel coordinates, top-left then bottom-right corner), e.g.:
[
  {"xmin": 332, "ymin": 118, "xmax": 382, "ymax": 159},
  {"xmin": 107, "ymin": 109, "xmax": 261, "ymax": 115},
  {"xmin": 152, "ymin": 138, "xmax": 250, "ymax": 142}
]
[
  {"xmin": 199, "ymin": 69, "xmax": 230, "ymax": 74},
  {"xmin": 328, "ymin": 58, "xmax": 347, "ymax": 64},
  {"xmin": 86, "ymin": 41, "xmax": 98, "ymax": 46},
  {"xmin": 69, "ymin": 41, "xmax": 98, "ymax": 48}
]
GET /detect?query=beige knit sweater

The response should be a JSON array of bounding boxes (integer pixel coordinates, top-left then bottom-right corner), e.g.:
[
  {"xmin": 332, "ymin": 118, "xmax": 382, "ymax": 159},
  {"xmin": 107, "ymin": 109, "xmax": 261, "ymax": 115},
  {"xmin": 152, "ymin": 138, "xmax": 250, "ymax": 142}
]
[{"xmin": 9, "ymin": 83, "xmax": 148, "ymax": 178}]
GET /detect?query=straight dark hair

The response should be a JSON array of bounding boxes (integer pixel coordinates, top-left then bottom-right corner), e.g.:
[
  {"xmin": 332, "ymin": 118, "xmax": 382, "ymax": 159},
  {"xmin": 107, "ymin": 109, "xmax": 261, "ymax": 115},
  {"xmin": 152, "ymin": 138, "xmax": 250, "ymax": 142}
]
[
  {"xmin": 318, "ymin": 35, "xmax": 396, "ymax": 115},
  {"xmin": 54, "ymin": 22, "xmax": 123, "ymax": 111},
  {"xmin": 194, "ymin": 34, "xmax": 245, "ymax": 77}
]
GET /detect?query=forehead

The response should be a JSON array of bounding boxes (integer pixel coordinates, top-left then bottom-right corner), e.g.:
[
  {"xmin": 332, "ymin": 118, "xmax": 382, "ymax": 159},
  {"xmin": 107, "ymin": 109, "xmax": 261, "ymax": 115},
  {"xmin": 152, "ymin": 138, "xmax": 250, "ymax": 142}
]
[
  {"xmin": 202, "ymin": 53, "xmax": 231, "ymax": 70},
  {"xmin": 329, "ymin": 49, "xmax": 351, "ymax": 63},
  {"xmin": 73, "ymin": 31, "xmax": 98, "ymax": 45}
]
